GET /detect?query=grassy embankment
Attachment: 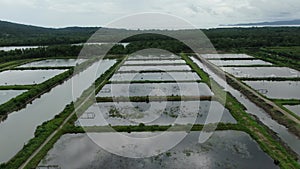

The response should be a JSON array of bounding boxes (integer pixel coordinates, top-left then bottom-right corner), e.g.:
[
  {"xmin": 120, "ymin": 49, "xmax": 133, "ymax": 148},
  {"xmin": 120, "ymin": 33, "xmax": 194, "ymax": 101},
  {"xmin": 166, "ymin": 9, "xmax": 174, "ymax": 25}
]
[
  {"xmin": 220, "ymin": 48, "xmax": 300, "ymax": 135},
  {"xmin": 272, "ymin": 99, "xmax": 300, "ymax": 120},
  {"xmin": 3, "ymin": 54, "xmax": 299, "ymax": 169},
  {"xmin": 0, "ymin": 58, "xmax": 123, "ymax": 169},
  {"xmin": 0, "ymin": 56, "xmax": 114, "ymax": 119},
  {"xmin": 181, "ymin": 53, "xmax": 299, "ymax": 169}
]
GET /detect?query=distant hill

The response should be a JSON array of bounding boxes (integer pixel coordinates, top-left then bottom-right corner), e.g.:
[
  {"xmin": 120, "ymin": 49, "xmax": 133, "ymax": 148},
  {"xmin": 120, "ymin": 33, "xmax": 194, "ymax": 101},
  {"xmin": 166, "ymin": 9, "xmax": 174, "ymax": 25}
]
[
  {"xmin": 1, "ymin": 20, "xmax": 300, "ymax": 49},
  {"xmin": 221, "ymin": 19, "xmax": 300, "ymax": 26},
  {"xmin": 0, "ymin": 20, "xmax": 99, "ymax": 46}
]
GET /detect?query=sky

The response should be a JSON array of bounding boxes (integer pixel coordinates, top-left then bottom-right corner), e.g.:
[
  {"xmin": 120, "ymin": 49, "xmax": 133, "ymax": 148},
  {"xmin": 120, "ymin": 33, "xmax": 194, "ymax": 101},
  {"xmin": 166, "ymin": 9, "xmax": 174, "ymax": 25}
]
[{"xmin": 0, "ymin": 0, "xmax": 299, "ymax": 29}]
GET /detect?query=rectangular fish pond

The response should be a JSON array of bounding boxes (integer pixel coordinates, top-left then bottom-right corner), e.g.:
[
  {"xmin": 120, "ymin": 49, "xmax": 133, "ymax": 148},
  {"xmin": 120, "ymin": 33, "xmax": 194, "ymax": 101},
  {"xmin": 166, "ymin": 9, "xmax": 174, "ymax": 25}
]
[
  {"xmin": 124, "ymin": 59, "xmax": 186, "ymax": 65},
  {"xmin": 201, "ymin": 54, "xmax": 254, "ymax": 59},
  {"xmin": 222, "ymin": 67, "xmax": 300, "ymax": 78},
  {"xmin": 110, "ymin": 72, "xmax": 201, "ymax": 82},
  {"xmin": 209, "ymin": 59, "xmax": 272, "ymax": 66},
  {"xmin": 77, "ymin": 101, "xmax": 237, "ymax": 126},
  {"xmin": 243, "ymin": 81, "xmax": 300, "ymax": 99},
  {"xmin": 284, "ymin": 105, "xmax": 300, "ymax": 117},
  {"xmin": 0, "ymin": 69, "xmax": 67, "ymax": 85},
  {"xmin": 0, "ymin": 90, "xmax": 27, "ymax": 105},
  {"xmin": 117, "ymin": 65, "xmax": 192, "ymax": 72},
  {"xmin": 97, "ymin": 82, "xmax": 213, "ymax": 97},
  {"xmin": 127, "ymin": 54, "xmax": 180, "ymax": 60},
  {"xmin": 39, "ymin": 131, "xmax": 278, "ymax": 169},
  {"xmin": 18, "ymin": 59, "xmax": 86, "ymax": 67}
]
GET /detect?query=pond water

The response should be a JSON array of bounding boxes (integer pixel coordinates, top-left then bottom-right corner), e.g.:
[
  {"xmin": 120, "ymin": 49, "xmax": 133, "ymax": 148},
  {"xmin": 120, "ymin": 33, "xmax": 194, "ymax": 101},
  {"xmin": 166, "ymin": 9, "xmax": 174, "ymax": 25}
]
[
  {"xmin": 0, "ymin": 46, "xmax": 40, "ymax": 51},
  {"xmin": 18, "ymin": 59, "xmax": 86, "ymax": 67},
  {"xmin": 191, "ymin": 57, "xmax": 300, "ymax": 158},
  {"xmin": 210, "ymin": 59, "xmax": 272, "ymax": 66},
  {"xmin": 117, "ymin": 65, "xmax": 191, "ymax": 72},
  {"xmin": 0, "ymin": 90, "xmax": 27, "ymax": 105},
  {"xmin": 0, "ymin": 60, "xmax": 116, "ymax": 163},
  {"xmin": 77, "ymin": 101, "xmax": 236, "ymax": 126},
  {"xmin": 39, "ymin": 131, "xmax": 278, "ymax": 169},
  {"xmin": 284, "ymin": 105, "xmax": 300, "ymax": 117},
  {"xmin": 222, "ymin": 67, "xmax": 300, "ymax": 78},
  {"xmin": 110, "ymin": 72, "xmax": 201, "ymax": 82},
  {"xmin": 72, "ymin": 42, "xmax": 129, "ymax": 47},
  {"xmin": 0, "ymin": 69, "xmax": 67, "ymax": 86},
  {"xmin": 124, "ymin": 60, "xmax": 185, "ymax": 65},
  {"xmin": 97, "ymin": 82, "xmax": 213, "ymax": 97},
  {"xmin": 243, "ymin": 81, "xmax": 300, "ymax": 99},
  {"xmin": 201, "ymin": 54, "xmax": 254, "ymax": 59},
  {"xmin": 127, "ymin": 54, "xmax": 180, "ymax": 60}
]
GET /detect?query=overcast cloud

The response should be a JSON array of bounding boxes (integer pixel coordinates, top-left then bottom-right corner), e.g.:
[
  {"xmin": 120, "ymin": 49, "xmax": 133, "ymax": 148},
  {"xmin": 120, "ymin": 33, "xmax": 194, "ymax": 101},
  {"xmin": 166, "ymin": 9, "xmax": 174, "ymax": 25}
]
[{"xmin": 0, "ymin": 0, "xmax": 299, "ymax": 28}]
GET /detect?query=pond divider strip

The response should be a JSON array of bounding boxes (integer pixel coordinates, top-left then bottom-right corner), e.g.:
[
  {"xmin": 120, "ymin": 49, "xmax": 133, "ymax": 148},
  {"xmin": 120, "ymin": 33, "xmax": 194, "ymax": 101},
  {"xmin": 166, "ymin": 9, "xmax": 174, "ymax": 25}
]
[{"xmin": 108, "ymin": 80, "xmax": 203, "ymax": 84}]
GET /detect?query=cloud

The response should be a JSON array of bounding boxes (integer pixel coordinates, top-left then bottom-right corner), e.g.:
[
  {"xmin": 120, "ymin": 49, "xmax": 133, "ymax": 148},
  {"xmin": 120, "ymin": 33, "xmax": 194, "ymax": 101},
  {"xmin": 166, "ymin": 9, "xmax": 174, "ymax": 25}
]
[{"xmin": 0, "ymin": 0, "xmax": 299, "ymax": 28}]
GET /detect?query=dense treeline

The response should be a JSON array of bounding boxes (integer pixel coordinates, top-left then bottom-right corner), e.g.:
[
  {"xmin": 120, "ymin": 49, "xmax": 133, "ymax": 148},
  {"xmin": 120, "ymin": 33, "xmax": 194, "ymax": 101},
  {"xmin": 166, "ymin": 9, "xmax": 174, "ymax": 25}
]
[
  {"xmin": 0, "ymin": 45, "xmax": 82, "ymax": 63},
  {"xmin": 204, "ymin": 27, "xmax": 300, "ymax": 49},
  {"xmin": 0, "ymin": 20, "xmax": 97, "ymax": 46},
  {"xmin": 120, "ymin": 27, "xmax": 300, "ymax": 49},
  {"xmin": 1, "ymin": 20, "xmax": 300, "ymax": 49}
]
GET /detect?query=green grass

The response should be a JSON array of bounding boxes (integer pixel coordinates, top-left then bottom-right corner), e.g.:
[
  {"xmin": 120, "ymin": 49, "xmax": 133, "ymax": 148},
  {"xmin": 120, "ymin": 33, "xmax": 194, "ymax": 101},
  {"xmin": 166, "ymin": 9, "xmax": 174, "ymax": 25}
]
[
  {"xmin": 0, "ymin": 58, "xmax": 124, "ymax": 169},
  {"xmin": 265, "ymin": 46, "xmax": 300, "ymax": 59},
  {"xmin": 0, "ymin": 85, "xmax": 34, "ymax": 90},
  {"xmin": 5, "ymin": 53, "xmax": 299, "ymax": 169},
  {"xmin": 272, "ymin": 99, "xmax": 300, "ymax": 121},
  {"xmin": 181, "ymin": 53, "xmax": 299, "ymax": 169}
]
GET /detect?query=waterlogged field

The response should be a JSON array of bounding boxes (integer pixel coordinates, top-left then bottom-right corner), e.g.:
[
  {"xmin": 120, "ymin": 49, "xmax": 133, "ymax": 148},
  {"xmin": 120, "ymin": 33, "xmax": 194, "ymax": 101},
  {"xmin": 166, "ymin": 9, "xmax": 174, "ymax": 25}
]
[
  {"xmin": 243, "ymin": 81, "xmax": 300, "ymax": 99},
  {"xmin": 97, "ymin": 82, "xmax": 213, "ymax": 97},
  {"xmin": 0, "ymin": 60, "xmax": 116, "ymax": 163},
  {"xmin": 124, "ymin": 59, "xmax": 185, "ymax": 65},
  {"xmin": 117, "ymin": 65, "xmax": 192, "ymax": 72},
  {"xmin": 284, "ymin": 105, "xmax": 300, "ymax": 117},
  {"xmin": 39, "ymin": 131, "xmax": 278, "ymax": 169},
  {"xmin": 210, "ymin": 59, "xmax": 272, "ymax": 66},
  {"xmin": 201, "ymin": 54, "xmax": 254, "ymax": 59},
  {"xmin": 0, "ymin": 90, "xmax": 27, "ymax": 105},
  {"xmin": 77, "ymin": 101, "xmax": 236, "ymax": 126},
  {"xmin": 0, "ymin": 69, "xmax": 67, "ymax": 85},
  {"xmin": 0, "ymin": 46, "xmax": 40, "ymax": 51},
  {"xmin": 110, "ymin": 72, "xmax": 201, "ymax": 82},
  {"xmin": 127, "ymin": 54, "xmax": 180, "ymax": 60},
  {"xmin": 222, "ymin": 67, "xmax": 300, "ymax": 78},
  {"xmin": 18, "ymin": 59, "xmax": 86, "ymax": 67}
]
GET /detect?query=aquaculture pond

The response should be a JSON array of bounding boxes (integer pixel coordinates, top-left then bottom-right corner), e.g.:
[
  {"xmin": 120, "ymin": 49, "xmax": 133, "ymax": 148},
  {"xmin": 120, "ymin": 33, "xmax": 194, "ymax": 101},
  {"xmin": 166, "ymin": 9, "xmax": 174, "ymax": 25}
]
[
  {"xmin": 191, "ymin": 57, "xmax": 300, "ymax": 157},
  {"xmin": 0, "ymin": 46, "xmax": 40, "ymax": 51},
  {"xmin": 127, "ymin": 54, "xmax": 180, "ymax": 60},
  {"xmin": 97, "ymin": 82, "xmax": 213, "ymax": 97},
  {"xmin": 222, "ymin": 67, "xmax": 300, "ymax": 78},
  {"xmin": 284, "ymin": 105, "xmax": 300, "ymax": 117},
  {"xmin": 0, "ymin": 60, "xmax": 116, "ymax": 163},
  {"xmin": 110, "ymin": 72, "xmax": 201, "ymax": 82},
  {"xmin": 18, "ymin": 59, "xmax": 86, "ymax": 67},
  {"xmin": 243, "ymin": 81, "xmax": 300, "ymax": 99},
  {"xmin": 39, "ymin": 131, "xmax": 278, "ymax": 169},
  {"xmin": 0, "ymin": 90, "xmax": 27, "ymax": 105},
  {"xmin": 0, "ymin": 69, "xmax": 67, "ymax": 86},
  {"xmin": 209, "ymin": 59, "xmax": 272, "ymax": 66},
  {"xmin": 117, "ymin": 65, "xmax": 192, "ymax": 72},
  {"xmin": 77, "ymin": 101, "xmax": 236, "ymax": 126},
  {"xmin": 201, "ymin": 54, "xmax": 254, "ymax": 59},
  {"xmin": 123, "ymin": 59, "xmax": 185, "ymax": 65}
]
